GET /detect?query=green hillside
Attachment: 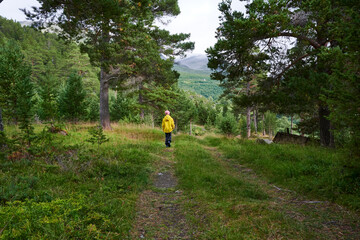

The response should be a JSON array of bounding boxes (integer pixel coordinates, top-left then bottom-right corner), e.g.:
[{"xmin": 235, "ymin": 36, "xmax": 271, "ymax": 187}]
[{"xmin": 173, "ymin": 64, "xmax": 223, "ymax": 100}]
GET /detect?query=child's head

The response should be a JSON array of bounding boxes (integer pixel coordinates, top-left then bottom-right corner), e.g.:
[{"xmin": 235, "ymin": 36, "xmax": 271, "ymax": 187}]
[{"xmin": 165, "ymin": 110, "xmax": 170, "ymax": 115}]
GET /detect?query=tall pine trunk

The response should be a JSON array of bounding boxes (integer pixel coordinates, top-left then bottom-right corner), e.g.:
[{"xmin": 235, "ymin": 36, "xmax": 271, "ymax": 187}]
[
  {"xmin": 151, "ymin": 112, "xmax": 154, "ymax": 128},
  {"xmin": 138, "ymin": 79, "xmax": 145, "ymax": 121},
  {"xmin": 247, "ymin": 107, "xmax": 251, "ymax": 138},
  {"xmin": 139, "ymin": 91, "xmax": 144, "ymax": 121},
  {"xmin": 99, "ymin": 26, "xmax": 112, "ymax": 130},
  {"xmin": 319, "ymin": 105, "xmax": 334, "ymax": 147},
  {"xmin": 100, "ymin": 67, "xmax": 111, "ymax": 130},
  {"xmin": 246, "ymin": 81, "xmax": 251, "ymax": 138},
  {"xmin": 253, "ymin": 108, "xmax": 258, "ymax": 136},
  {"xmin": 262, "ymin": 113, "xmax": 266, "ymax": 136}
]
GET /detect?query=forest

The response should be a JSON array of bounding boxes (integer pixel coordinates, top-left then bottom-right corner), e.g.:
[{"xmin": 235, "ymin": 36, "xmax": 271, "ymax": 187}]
[{"xmin": 0, "ymin": 0, "xmax": 359, "ymax": 239}]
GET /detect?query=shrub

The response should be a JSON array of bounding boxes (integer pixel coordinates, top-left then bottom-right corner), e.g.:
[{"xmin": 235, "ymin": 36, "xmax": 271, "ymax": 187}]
[
  {"xmin": 86, "ymin": 125, "xmax": 109, "ymax": 148},
  {"xmin": 58, "ymin": 73, "xmax": 86, "ymax": 122},
  {"xmin": 219, "ymin": 113, "xmax": 238, "ymax": 136}
]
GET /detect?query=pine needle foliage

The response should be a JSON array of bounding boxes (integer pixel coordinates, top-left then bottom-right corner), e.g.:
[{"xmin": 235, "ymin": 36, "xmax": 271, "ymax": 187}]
[{"xmin": 86, "ymin": 124, "xmax": 109, "ymax": 148}]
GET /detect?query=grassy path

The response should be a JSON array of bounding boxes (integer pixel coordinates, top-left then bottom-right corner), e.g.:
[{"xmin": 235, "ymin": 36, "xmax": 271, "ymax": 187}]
[
  {"xmin": 171, "ymin": 134, "xmax": 360, "ymax": 239},
  {"xmin": 4, "ymin": 124, "xmax": 357, "ymax": 239},
  {"xmin": 203, "ymin": 145, "xmax": 360, "ymax": 239},
  {"xmin": 131, "ymin": 147, "xmax": 193, "ymax": 239}
]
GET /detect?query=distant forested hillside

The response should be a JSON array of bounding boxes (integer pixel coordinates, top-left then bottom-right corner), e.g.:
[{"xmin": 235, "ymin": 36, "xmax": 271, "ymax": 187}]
[
  {"xmin": 0, "ymin": 17, "xmax": 100, "ymax": 94},
  {"xmin": 173, "ymin": 61, "xmax": 222, "ymax": 100}
]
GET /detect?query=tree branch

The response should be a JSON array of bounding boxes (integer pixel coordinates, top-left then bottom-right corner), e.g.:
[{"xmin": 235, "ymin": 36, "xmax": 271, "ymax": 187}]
[
  {"xmin": 279, "ymin": 32, "xmax": 321, "ymax": 49},
  {"xmin": 277, "ymin": 53, "xmax": 310, "ymax": 84}
]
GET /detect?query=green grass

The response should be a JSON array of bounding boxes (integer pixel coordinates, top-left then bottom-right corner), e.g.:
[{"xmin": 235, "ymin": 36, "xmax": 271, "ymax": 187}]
[
  {"xmin": 202, "ymin": 136, "xmax": 360, "ymax": 210},
  {"xmin": 0, "ymin": 123, "xmax": 164, "ymax": 239},
  {"xmin": 1, "ymin": 124, "xmax": 359, "ymax": 239},
  {"xmin": 173, "ymin": 135, "xmax": 319, "ymax": 239}
]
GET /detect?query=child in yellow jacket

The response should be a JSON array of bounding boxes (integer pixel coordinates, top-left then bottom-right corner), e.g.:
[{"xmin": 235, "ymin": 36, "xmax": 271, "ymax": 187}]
[{"xmin": 162, "ymin": 110, "xmax": 175, "ymax": 147}]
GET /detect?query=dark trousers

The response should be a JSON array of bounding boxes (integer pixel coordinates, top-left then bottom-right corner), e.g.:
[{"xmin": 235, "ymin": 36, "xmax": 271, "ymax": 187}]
[{"xmin": 165, "ymin": 132, "xmax": 172, "ymax": 147}]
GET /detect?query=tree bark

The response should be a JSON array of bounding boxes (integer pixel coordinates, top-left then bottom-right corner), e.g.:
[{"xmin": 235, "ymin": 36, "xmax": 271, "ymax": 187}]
[
  {"xmin": 247, "ymin": 107, "xmax": 251, "ymax": 138},
  {"xmin": 262, "ymin": 113, "xmax": 266, "ymax": 136},
  {"xmin": 100, "ymin": 67, "xmax": 112, "ymax": 130},
  {"xmin": 319, "ymin": 105, "xmax": 334, "ymax": 147},
  {"xmin": 139, "ymin": 82, "xmax": 145, "ymax": 121},
  {"xmin": 0, "ymin": 108, "xmax": 3, "ymax": 132},
  {"xmin": 151, "ymin": 112, "xmax": 154, "ymax": 128},
  {"xmin": 246, "ymin": 81, "xmax": 251, "ymax": 138},
  {"xmin": 253, "ymin": 108, "xmax": 258, "ymax": 136}
]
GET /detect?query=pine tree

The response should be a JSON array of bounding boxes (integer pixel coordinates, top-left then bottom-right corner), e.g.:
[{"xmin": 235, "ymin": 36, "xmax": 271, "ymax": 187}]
[
  {"xmin": 172, "ymin": 90, "xmax": 197, "ymax": 132},
  {"xmin": 0, "ymin": 39, "xmax": 33, "ymax": 125},
  {"xmin": 86, "ymin": 124, "xmax": 109, "ymax": 150},
  {"xmin": 219, "ymin": 113, "xmax": 237, "ymax": 136},
  {"xmin": 58, "ymin": 73, "xmax": 86, "ymax": 122},
  {"xmin": 110, "ymin": 94, "xmax": 131, "ymax": 122},
  {"xmin": 86, "ymin": 95, "xmax": 100, "ymax": 122},
  {"xmin": 24, "ymin": 0, "xmax": 193, "ymax": 130},
  {"xmin": 0, "ymin": 38, "xmax": 34, "ymax": 144},
  {"xmin": 37, "ymin": 71, "xmax": 58, "ymax": 121},
  {"xmin": 15, "ymin": 65, "xmax": 35, "ymax": 145},
  {"xmin": 207, "ymin": 0, "xmax": 359, "ymax": 147}
]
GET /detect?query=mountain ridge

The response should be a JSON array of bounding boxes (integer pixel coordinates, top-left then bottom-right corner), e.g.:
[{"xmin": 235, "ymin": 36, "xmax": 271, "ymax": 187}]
[{"xmin": 174, "ymin": 54, "xmax": 210, "ymax": 72}]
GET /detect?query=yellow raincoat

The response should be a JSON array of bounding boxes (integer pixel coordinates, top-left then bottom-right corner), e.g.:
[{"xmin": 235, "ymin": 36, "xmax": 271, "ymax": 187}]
[{"xmin": 162, "ymin": 115, "xmax": 175, "ymax": 133}]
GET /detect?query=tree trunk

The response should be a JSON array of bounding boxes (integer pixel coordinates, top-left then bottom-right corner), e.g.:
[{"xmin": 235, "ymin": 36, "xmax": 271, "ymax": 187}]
[
  {"xmin": 262, "ymin": 113, "xmax": 266, "ymax": 136},
  {"xmin": 290, "ymin": 115, "xmax": 293, "ymax": 134},
  {"xmin": 253, "ymin": 109, "xmax": 258, "ymax": 136},
  {"xmin": 246, "ymin": 81, "xmax": 251, "ymax": 138},
  {"xmin": 100, "ymin": 67, "xmax": 111, "ymax": 130},
  {"xmin": 139, "ymin": 82, "xmax": 145, "ymax": 121},
  {"xmin": 151, "ymin": 112, "xmax": 154, "ymax": 128},
  {"xmin": 319, "ymin": 105, "xmax": 333, "ymax": 147},
  {"xmin": 0, "ymin": 108, "xmax": 3, "ymax": 132},
  {"xmin": 247, "ymin": 107, "xmax": 251, "ymax": 138}
]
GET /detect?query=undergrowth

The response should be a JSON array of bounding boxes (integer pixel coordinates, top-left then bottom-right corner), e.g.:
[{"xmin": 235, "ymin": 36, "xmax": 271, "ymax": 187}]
[
  {"xmin": 174, "ymin": 135, "xmax": 316, "ymax": 239},
  {"xmin": 201, "ymin": 136, "xmax": 360, "ymax": 210},
  {"xmin": 0, "ymin": 123, "xmax": 164, "ymax": 239}
]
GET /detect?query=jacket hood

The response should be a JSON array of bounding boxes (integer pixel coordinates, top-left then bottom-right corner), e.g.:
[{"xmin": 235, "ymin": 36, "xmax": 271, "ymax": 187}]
[{"xmin": 164, "ymin": 115, "xmax": 172, "ymax": 121}]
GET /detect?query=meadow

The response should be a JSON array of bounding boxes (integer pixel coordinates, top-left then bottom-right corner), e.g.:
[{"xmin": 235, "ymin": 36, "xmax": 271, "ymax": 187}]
[
  {"xmin": 0, "ymin": 123, "xmax": 164, "ymax": 239},
  {"xmin": 0, "ymin": 124, "xmax": 359, "ymax": 239}
]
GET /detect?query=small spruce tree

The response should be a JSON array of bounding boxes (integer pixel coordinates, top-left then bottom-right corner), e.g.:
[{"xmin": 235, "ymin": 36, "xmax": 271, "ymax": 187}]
[
  {"xmin": 219, "ymin": 113, "xmax": 238, "ymax": 136},
  {"xmin": 110, "ymin": 94, "xmax": 131, "ymax": 121},
  {"xmin": 15, "ymin": 65, "xmax": 35, "ymax": 145},
  {"xmin": 58, "ymin": 73, "xmax": 86, "ymax": 122},
  {"xmin": 87, "ymin": 124, "xmax": 109, "ymax": 150},
  {"xmin": 86, "ymin": 96, "xmax": 100, "ymax": 122},
  {"xmin": 0, "ymin": 39, "xmax": 35, "ymax": 145},
  {"xmin": 37, "ymin": 71, "xmax": 58, "ymax": 121}
]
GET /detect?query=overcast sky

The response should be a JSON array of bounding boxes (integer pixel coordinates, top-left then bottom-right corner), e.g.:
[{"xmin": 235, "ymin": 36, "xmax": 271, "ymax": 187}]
[{"xmin": 0, "ymin": 0, "xmax": 246, "ymax": 55}]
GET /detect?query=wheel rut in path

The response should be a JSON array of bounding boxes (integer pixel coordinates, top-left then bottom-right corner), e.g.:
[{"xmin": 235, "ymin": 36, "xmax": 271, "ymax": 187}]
[
  {"xmin": 203, "ymin": 145, "xmax": 360, "ymax": 240},
  {"xmin": 131, "ymin": 148, "xmax": 192, "ymax": 239}
]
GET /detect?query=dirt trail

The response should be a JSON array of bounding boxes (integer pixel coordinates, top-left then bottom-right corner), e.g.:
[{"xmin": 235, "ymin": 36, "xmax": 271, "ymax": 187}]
[
  {"xmin": 203, "ymin": 146, "xmax": 360, "ymax": 240},
  {"xmin": 131, "ymin": 148, "xmax": 192, "ymax": 239}
]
